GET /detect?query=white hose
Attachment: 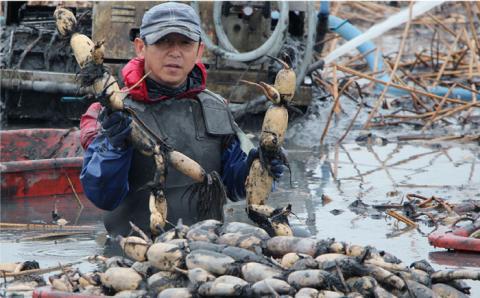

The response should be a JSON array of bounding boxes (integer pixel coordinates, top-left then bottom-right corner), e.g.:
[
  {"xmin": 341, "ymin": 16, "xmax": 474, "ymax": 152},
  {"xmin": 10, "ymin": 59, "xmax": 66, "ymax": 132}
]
[
  {"xmin": 212, "ymin": 2, "xmax": 239, "ymax": 53},
  {"xmin": 324, "ymin": 1, "xmax": 446, "ymax": 64},
  {"xmin": 212, "ymin": 2, "xmax": 286, "ymax": 62},
  {"xmin": 193, "ymin": 2, "xmax": 317, "ymax": 87},
  {"xmin": 191, "ymin": 1, "xmax": 289, "ymax": 62}
]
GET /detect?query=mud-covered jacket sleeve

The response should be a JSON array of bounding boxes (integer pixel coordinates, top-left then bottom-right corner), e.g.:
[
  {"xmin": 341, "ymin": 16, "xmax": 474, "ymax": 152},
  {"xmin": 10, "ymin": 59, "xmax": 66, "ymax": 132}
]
[
  {"xmin": 221, "ymin": 136, "xmax": 250, "ymax": 201},
  {"xmin": 80, "ymin": 134, "xmax": 133, "ymax": 210}
]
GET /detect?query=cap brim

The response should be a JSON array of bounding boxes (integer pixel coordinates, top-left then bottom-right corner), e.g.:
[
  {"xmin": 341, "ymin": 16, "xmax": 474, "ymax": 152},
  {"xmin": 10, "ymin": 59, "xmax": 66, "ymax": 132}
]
[{"xmin": 144, "ymin": 27, "xmax": 200, "ymax": 45}]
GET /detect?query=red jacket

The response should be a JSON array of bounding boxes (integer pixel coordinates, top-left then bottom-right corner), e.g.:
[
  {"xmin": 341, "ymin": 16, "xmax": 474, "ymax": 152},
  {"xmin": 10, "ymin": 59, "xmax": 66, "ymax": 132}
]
[{"xmin": 80, "ymin": 58, "xmax": 208, "ymax": 149}]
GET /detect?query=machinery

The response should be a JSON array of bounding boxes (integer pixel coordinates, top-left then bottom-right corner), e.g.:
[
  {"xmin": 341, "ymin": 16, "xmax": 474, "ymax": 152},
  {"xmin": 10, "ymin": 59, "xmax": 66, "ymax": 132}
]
[{"xmin": 1, "ymin": 1, "xmax": 318, "ymax": 124}]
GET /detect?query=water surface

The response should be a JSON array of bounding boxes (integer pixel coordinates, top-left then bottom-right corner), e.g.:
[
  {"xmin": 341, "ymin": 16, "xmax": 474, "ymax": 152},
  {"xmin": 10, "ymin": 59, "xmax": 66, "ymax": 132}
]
[{"xmin": 1, "ymin": 142, "xmax": 479, "ymax": 295}]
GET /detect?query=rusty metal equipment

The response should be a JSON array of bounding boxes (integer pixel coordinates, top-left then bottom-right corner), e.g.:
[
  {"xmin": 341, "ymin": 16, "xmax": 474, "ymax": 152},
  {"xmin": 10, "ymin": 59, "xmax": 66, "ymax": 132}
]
[{"xmin": 0, "ymin": 1, "xmax": 316, "ymax": 123}]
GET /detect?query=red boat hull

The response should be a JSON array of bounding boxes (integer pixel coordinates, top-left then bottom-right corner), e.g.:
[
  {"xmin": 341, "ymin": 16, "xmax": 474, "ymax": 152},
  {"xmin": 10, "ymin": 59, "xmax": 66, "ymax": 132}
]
[
  {"xmin": 1, "ymin": 129, "xmax": 84, "ymax": 198},
  {"xmin": 428, "ymin": 221, "xmax": 480, "ymax": 253},
  {"xmin": 33, "ymin": 286, "xmax": 101, "ymax": 298}
]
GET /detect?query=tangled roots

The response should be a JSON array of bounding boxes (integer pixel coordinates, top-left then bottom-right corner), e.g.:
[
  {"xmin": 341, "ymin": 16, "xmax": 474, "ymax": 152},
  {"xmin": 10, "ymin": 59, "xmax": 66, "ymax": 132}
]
[
  {"xmin": 186, "ymin": 171, "xmax": 227, "ymax": 221},
  {"xmin": 75, "ymin": 61, "xmax": 106, "ymax": 87},
  {"xmin": 247, "ymin": 204, "xmax": 293, "ymax": 237}
]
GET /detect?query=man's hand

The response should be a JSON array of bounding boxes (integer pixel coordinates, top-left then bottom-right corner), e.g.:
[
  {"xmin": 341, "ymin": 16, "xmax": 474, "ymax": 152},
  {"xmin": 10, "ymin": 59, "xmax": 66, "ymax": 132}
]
[
  {"xmin": 269, "ymin": 158, "xmax": 286, "ymax": 179},
  {"xmin": 247, "ymin": 148, "xmax": 286, "ymax": 180},
  {"xmin": 99, "ymin": 110, "xmax": 132, "ymax": 149}
]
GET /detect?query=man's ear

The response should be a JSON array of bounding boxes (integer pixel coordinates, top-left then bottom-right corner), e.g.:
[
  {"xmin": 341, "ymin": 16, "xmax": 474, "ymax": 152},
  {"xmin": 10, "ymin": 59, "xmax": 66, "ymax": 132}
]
[
  {"xmin": 196, "ymin": 42, "xmax": 205, "ymax": 63},
  {"xmin": 134, "ymin": 37, "xmax": 146, "ymax": 58}
]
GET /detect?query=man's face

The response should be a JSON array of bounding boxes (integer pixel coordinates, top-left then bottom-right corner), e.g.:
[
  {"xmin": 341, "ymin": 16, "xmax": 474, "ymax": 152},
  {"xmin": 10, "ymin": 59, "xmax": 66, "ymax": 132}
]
[{"xmin": 135, "ymin": 33, "xmax": 204, "ymax": 88}]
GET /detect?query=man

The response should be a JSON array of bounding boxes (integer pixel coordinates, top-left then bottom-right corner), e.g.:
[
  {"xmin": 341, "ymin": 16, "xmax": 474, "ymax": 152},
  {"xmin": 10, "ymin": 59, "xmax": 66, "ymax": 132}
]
[{"xmin": 79, "ymin": 2, "xmax": 285, "ymax": 237}]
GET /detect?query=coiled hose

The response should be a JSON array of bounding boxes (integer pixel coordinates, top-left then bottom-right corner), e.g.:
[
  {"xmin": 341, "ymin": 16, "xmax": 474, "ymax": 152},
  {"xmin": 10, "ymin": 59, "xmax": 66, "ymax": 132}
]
[
  {"xmin": 191, "ymin": 1, "xmax": 289, "ymax": 63},
  {"xmin": 192, "ymin": 2, "xmax": 318, "ymax": 88}
]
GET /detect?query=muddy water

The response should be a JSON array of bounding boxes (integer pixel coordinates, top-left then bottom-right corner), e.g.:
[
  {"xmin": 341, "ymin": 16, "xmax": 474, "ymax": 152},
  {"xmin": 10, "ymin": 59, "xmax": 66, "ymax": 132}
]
[
  {"xmin": 282, "ymin": 141, "xmax": 480, "ymax": 295},
  {"xmin": 1, "ymin": 141, "xmax": 479, "ymax": 295},
  {"xmin": 0, "ymin": 194, "xmax": 106, "ymax": 275}
]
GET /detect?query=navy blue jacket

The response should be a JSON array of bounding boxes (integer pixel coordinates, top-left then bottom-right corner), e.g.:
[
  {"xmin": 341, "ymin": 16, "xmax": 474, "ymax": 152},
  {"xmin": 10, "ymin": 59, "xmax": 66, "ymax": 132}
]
[
  {"xmin": 80, "ymin": 58, "xmax": 250, "ymax": 212},
  {"xmin": 80, "ymin": 133, "xmax": 249, "ymax": 211}
]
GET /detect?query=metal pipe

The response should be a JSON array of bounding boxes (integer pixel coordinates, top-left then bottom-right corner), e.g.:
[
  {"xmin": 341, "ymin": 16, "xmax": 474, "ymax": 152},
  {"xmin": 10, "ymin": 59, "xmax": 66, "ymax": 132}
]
[
  {"xmin": 1, "ymin": 78, "xmax": 91, "ymax": 94},
  {"xmin": 314, "ymin": 1, "xmax": 330, "ymax": 54},
  {"xmin": 325, "ymin": 15, "xmax": 383, "ymax": 74},
  {"xmin": 319, "ymin": 1, "xmax": 330, "ymax": 15},
  {"xmin": 295, "ymin": 2, "xmax": 317, "ymax": 87}
]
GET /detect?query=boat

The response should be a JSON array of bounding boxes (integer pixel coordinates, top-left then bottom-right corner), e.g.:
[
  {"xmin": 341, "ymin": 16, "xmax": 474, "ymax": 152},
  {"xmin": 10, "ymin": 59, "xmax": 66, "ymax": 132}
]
[
  {"xmin": 33, "ymin": 286, "xmax": 100, "ymax": 298},
  {"xmin": 1, "ymin": 128, "xmax": 84, "ymax": 198},
  {"xmin": 428, "ymin": 220, "xmax": 480, "ymax": 253},
  {"xmin": 429, "ymin": 251, "xmax": 480, "ymax": 267}
]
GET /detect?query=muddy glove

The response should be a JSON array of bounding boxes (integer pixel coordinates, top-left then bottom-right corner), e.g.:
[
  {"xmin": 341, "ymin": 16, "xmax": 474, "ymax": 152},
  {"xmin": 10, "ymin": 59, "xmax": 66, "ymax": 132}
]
[
  {"xmin": 269, "ymin": 158, "xmax": 286, "ymax": 179},
  {"xmin": 246, "ymin": 148, "xmax": 259, "ymax": 168},
  {"xmin": 99, "ymin": 109, "xmax": 132, "ymax": 149},
  {"xmin": 247, "ymin": 148, "xmax": 286, "ymax": 180}
]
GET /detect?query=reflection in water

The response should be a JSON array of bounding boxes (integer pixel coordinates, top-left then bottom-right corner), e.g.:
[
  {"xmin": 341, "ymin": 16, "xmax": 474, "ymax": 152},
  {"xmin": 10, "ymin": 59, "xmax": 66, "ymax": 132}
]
[
  {"xmin": 429, "ymin": 251, "xmax": 480, "ymax": 268},
  {"xmin": 0, "ymin": 194, "xmax": 105, "ymax": 269},
  {"xmin": 1, "ymin": 194, "xmax": 102, "ymax": 226},
  {"xmin": 286, "ymin": 143, "xmax": 479, "ymax": 254},
  {"xmin": 0, "ymin": 230, "xmax": 104, "ymax": 274},
  {"xmin": 280, "ymin": 142, "xmax": 480, "ymax": 294},
  {"xmin": 248, "ymin": 143, "xmax": 480, "ymax": 262}
]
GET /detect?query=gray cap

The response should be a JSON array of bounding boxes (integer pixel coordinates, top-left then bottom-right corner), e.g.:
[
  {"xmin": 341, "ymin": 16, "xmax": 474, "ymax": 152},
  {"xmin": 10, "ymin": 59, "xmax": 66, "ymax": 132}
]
[{"xmin": 140, "ymin": 2, "xmax": 201, "ymax": 45}]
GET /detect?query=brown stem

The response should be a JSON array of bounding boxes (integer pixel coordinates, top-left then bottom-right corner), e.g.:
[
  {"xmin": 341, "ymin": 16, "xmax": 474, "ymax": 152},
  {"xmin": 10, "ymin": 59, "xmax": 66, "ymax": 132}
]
[
  {"xmin": 336, "ymin": 103, "xmax": 362, "ymax": 145},
  {"xmin": 421, "ymin": 83, "xmax": 457, "ymax": 131},
  {"xmin": 335, "ymin": 64, "xmax": 474, "ymax": 105},
  {"xmin": 464, "ymin": 2, "xmax": 480, "ymax": 56},
  {"xmin": 129, "ymin": 221, "xmax": 152, "ymax": 244},
  {"xmin": 0, "ymin": 222, "xmax": 94, "ymax": 231},
  {"xmin": 319, "ymin": 87, "xmax": 341, "ymax": 146},
  {"xmin": 386, "ymin": 210, "xmax": 417, "ymax": 227},
  {"xmin": 364, "ymin": 2, "xmax": 413, "ymax": 129},
  {"xmin": 431, "ymin": 30, "xmax": 462, "ymax": 87},
  {"xmin": 1, "ymin": 262, "xmax": 82, "ymax": 277}
]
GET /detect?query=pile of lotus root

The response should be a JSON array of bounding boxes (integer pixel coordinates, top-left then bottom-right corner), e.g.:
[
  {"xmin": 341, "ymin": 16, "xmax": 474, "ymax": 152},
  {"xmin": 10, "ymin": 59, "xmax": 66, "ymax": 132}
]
[{"xmin": 5, "ymin": 219, "xmax": 479, "ymax": 297}]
